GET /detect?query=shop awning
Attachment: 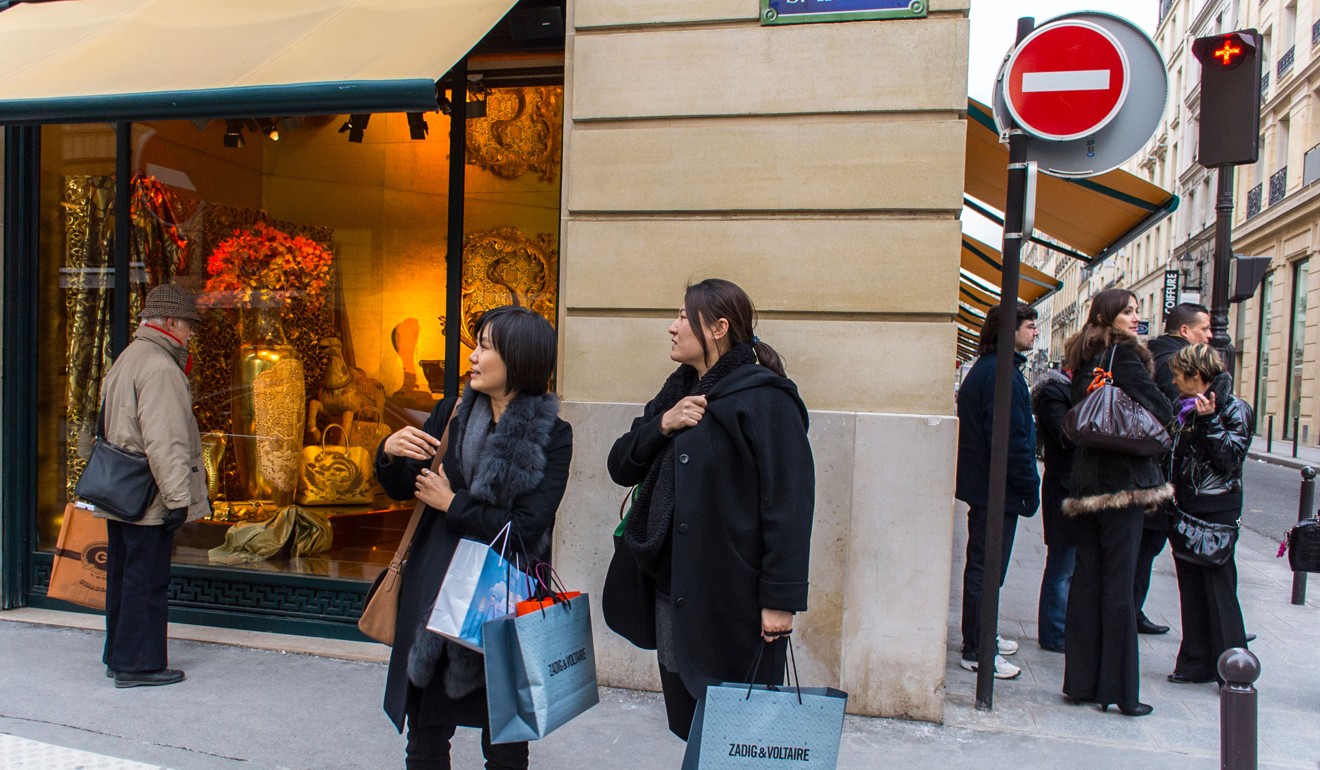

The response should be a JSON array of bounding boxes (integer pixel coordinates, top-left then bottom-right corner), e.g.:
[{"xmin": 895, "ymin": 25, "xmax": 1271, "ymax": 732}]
[
  {"xmin": 0, "ymin": 0, "xmax": 519, "ymax": 123},
  {"xmin": 965, "ymin": 98, "xmax": 1179, "ymax": 265},
  {"xmin": 957, "ymin": 233, "xmax": 1060, "ymax": 360}
]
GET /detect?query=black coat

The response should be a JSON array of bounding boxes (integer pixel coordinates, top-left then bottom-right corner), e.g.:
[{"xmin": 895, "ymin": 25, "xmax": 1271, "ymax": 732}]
[
  {"xmin": 1031, "ymin": 369, "xmax": 1074, "ymax": 547},
  {"xmin": 1148, "ymin": 334, "xmax": 1189, "ymax": 405},
  {"xmin": 1063, "ymin": 342, "xmax": 1176, "ymax": 515},
  {"xmin": 606, "ymin": 365, "xmax": 815, "ymax": 699},
  {"xmin": 955, "ymin": 352, "xmax": 1040, "ymax": 516},
  {"xmin": 374, "ymin": 395, "xmax": 573, "ymax": 732},
  {"xmin": 1171, "ymin": 372, "xmax": 1253, "ymax": 515}
]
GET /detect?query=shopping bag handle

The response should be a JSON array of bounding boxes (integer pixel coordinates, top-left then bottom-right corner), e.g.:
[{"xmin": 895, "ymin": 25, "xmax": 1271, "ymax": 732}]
[{"xmin": 742, "ymin": 637, "xmax": 803, "ymax": 705}]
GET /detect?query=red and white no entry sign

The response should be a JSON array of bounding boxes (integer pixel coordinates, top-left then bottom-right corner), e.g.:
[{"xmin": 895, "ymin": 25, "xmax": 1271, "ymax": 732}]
[{"xmin": 1003, "ymin": 20, "xmax": 1131, "ymax": 141}]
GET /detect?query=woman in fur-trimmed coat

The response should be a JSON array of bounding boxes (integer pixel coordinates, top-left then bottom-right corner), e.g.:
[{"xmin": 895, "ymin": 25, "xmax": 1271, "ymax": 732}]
[
  {"xmin": 1060, "ymin": 288, "xmax": 1174, "ymax": 718},
  {"xmin": 374, "ymin": 306, "xmax": 571, "ymax": 770}
]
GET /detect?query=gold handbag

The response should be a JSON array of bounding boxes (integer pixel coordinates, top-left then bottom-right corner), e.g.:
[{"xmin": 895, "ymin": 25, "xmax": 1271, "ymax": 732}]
[
  {"xmin": 348, "ymin": 405, "xmax": 393, "ymax": 455},
  {"xmin": 296, "ymin": 424, "xmax": 374, "ymax": 506}
]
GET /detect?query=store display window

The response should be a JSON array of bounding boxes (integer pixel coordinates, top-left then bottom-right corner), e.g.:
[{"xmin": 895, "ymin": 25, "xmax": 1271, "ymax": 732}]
[{"xmin": 34, "ymin": 88, "xmax": 564, "ymax": 582}]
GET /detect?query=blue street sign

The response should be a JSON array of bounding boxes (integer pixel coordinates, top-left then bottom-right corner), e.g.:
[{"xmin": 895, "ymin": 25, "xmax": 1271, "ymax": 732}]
[
  {"xmin": 761, "ymin": 0, "xmax": 927, "ymax": 25},
  {"xmin": 1135, "ymin": 321, "xmax": 1150, "ymax": 336}
]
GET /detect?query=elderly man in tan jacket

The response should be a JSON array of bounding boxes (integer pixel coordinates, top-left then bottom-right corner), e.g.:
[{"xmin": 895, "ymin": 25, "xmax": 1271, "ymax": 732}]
[{"xmin": 98, "ymin": 283, "xmax": 209, "ymax": 688}]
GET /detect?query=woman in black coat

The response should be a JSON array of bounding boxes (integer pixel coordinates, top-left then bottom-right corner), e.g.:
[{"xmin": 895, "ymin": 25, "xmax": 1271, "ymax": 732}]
[
  {"xmin": 1032, "ymin": 368, "xmax": 1075, "ymax": 653},
  {"xmin": 374, "ymin": 306, "xmax": 572, "ymax": 770},
  {"xmin": 1060, "ymin": 288, "xmax": 1174, "ymax": 718},
  {"xmin": 604, "ymin": 279, "xmax": 815, "ymax": 741},
  {"xmin": 1166, "ymin": 344, "xmax": 1252, "ymax": 685}
]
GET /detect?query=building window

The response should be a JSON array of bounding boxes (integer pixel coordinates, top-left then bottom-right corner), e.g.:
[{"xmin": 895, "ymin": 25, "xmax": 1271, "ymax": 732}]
[
  {"xmin": 1257, "ymin": 274, "xmax": 1274, "ymax": 433},
  {"xmin": 1286, "ymin": 259, "xmax": 1309, "ymax": 439}
]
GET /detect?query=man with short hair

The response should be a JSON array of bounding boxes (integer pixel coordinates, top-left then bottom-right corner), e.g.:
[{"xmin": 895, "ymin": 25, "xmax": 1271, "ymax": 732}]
[
  {"xmin": 98, "ymin": 283, "xmax": 211, "ymax": 687},
  {"xmin": 956, "ymin": 301, "xmax": 1041, "ymax": 680},
  {"xmin": 1133, "ymin": 302, "xmax": 1212, "ymax": 635}
]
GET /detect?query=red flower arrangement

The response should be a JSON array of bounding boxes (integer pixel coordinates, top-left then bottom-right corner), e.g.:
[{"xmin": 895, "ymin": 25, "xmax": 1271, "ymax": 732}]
[{"xmin": 203, "ymin": 222, "xmax": 333, "ymax": 310}]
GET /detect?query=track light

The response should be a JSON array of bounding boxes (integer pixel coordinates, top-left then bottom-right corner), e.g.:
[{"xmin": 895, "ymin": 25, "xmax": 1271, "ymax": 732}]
[
  {"xmin": 407, "ymin": 112, "xmax": 429, "ymax": 140},
  {"xmin": 438, "ymin": 97, "xmax": 453, "ymax": 116},
  {"xmin": 223, "ymin": 120, "xmax": 244, "ymax": 148},
  {"xmin": 259, "ymin": 118, "xmax": 280, "ymax": 141},
  {"xmin": 338, "ymin": 113, "xmax": 370, "ymax": 143},
  {"xmin": 466, "ymin": 78, "xmax": 489, "ymax": 119}
]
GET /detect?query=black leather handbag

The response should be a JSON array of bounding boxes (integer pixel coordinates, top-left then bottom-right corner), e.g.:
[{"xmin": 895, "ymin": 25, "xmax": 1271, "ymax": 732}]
[
  {"xmin": 1063, "ymin": 346, "xmax": 1172, "ymax": 457},
  {"xmin": 1285, "ymin": 518, "xmax": 1320, "ymax": 573},
  {"xmin": 74, "ymin": 401, "xmax": 157, "ymax": 522},
  {"xmin": 1169, "ymin": 510, "xmax": 1238, "ymax": 567}
]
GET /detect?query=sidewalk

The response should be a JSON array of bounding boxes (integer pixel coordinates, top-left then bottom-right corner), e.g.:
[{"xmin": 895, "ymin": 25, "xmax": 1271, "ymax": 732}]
[
  {"xmin": 1248, "ymin": 434, "xmax": 1320, "ymax": 470},
  {"xmin": 2, "ymin": 509, "xmax": 1318, "ymax": 769}
]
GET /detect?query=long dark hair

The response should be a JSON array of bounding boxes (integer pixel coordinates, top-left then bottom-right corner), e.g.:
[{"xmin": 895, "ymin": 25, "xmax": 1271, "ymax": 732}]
[
  {"xmin": 1062, "ymin": 287, "xmax": 1152, "ymax": 373},
  {"xmin": 684, "ymin": 279, "xmax": 786, "ymax": 377}
]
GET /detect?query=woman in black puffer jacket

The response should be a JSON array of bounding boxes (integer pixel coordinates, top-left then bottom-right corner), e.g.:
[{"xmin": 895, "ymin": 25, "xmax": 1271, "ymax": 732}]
[
  {"xmin": 1061, "ymin": 288, "xmax": 1174, "ymax": 718},
  {"xmin": 1166, "ymin": 343, "xmax": 1252, "ymax": 686}
]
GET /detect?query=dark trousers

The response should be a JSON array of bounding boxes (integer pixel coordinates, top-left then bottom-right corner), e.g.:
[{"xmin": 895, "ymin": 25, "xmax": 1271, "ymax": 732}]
[
  {"xmin": 103, "ymin": 519, "xmax": 173, "ymax": 673},
  {"xmin": 1063, "ymin": 505, "xmax": 1143, "ymax": 706},
  {"xmin": 1133, "ymin": 526, "xmax": 1168, "ymax": 620},
  {"xmin": 405, "ymin": 723, "xmax": 528, "ymax": 770},
  {"xmin": 961, "ymin": 505, "xmax": 1020, "ymax": 659},
  {"xmin": 1037, "ymin": 543, "xmax": 1076, "ymax": 649},
  {"xmin": 658, "ymin": 662, "xmax": 698, "ymax": 741},
  {"xmin": 1172, "ymin": 531, "xmax": 1247, "ymax": 680}
]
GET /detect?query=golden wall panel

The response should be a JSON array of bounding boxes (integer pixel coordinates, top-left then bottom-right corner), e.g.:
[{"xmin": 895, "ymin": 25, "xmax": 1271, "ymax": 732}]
[{"xmin": 562, "ymin": 218, "xmax": 960, "ymax": 315}]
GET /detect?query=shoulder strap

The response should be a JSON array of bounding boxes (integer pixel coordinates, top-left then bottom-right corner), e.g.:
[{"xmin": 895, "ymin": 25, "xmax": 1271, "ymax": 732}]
[
  {"xmin": 1106, "ymin": 345, "xmax": 1118, "ymax": 372},
  {"xmin": 389, "ymin": 400, "xmax": 459, "ymax": 569}
]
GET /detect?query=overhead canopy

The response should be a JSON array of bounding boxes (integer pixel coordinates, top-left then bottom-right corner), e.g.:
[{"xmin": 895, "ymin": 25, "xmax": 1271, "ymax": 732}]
[
  {"xmin": 965, "ymin": 98, "xmax": 1179, "ymax": 265},
  {"xmin": 957, "ymin": 234, "xmax": 1061, "ymax": 361},
  {"xmin": 0, "ymin": 0, "xmax": 520, "ymax": 123}
]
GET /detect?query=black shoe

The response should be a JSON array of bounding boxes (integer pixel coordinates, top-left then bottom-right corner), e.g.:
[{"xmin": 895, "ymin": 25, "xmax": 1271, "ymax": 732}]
[
  {"xmin": 1102, "ymin": 702, "xmax": 1153, "ymax": 717},
  {"xmin": 1040, "ymin": 641, "xmax": 1066, "ymax": 653},
  {"xmin": 1167, "ymin": 672, "xmax": 1215, "ymax": 684},
  {"xmin": 105, "ymin": 667, "xmax": 114, "ymax": 678},
  {"xmin": 1137, "ymin": 616, "xmax": 1170, "ymax": 635},
  {"xmin": 114, "ymin": 669, "xmax": 185, "ymax": 688},
  {"xmin": 1245, "ymin": 633, "xmax": 1257, "ymax": 643}
]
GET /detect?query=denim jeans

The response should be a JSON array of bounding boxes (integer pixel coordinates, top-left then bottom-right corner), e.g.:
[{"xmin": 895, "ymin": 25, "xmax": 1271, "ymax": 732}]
[{"xmin": 1038, "ymin": 543, "xmax": 1076, "ymax": 650}]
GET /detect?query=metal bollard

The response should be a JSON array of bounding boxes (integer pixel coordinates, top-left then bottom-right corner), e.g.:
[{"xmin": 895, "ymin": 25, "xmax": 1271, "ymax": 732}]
[
  {"xmin": 1268, "ymin": 415, "xmax": 1274, "ymax": 454},
  {"xmin": 1219, "ymin": 648, "xmax": 1260, "ymax": 770},
  {"xmin": 1293, "ymin": 467, "xmax": 1316, "ymax": 606},
  {"xmin": 1293, "ymin": 416, "xmax": 1301, "ymax": 458}
]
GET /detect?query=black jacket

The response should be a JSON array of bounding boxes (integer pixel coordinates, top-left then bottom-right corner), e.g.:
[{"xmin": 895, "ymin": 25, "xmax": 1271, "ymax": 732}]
[
  {"xmin": 1171, "ymin": 372, "xmax": 1253, "ymax": 515},
  {"xmin": 1032, "ymin": 369, "xmax": 1074, "ymax": 547},
  {"xmin": 1063, "ymin": 342, "xmax": 1176, "ymax": 515},
  {"xmin": 374, "ymin": 394, "xmax": 573, "ymax": 732},
  {"xmin": 1148, "ymin": 334, "xmax": 1190, "ymax": 405},
  {"xmin": 606, "ymin": 364, "xmax": 815, "ymax": 699},
  {"xmin": 955, "ymin": 352, "xmax": 1040, "ymax": 516}
]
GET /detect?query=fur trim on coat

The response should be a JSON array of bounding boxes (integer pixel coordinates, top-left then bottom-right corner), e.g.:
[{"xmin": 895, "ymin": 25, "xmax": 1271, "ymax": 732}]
[
  {"xmin": 407, "ymin": 390, "xmax": 561, "ymax": 694},
  {"xmin": 1062, "ymin": 483, "xmax": 1173, "ymax": 517}
]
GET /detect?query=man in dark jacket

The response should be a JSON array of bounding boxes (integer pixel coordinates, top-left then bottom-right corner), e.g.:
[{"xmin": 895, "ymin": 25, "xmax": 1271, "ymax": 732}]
[
  {"xmin": 1135, "ymin": 302, "xmax": 1210, "ymax": 635},
  {"xmin": 956, "ymin": 302, "xmax": 1040, "ymax": 679}
]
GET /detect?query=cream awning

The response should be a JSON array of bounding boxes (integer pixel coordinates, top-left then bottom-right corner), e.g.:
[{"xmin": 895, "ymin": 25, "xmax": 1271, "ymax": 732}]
[{"xmin": 0, "ymin": 0, "xmax": 519, "ymax": 122}]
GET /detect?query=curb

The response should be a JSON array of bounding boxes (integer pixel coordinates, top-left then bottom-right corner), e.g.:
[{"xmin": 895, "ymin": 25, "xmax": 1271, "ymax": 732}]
[{"xmin": 1247, "ymin": 451, "xmax": 1315, "ymax": 472}]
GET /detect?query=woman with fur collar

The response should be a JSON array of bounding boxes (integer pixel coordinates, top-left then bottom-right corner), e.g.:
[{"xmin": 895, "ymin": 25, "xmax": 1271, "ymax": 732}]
[
  {"xmin": 1060, "ymin": 288, "xmax": 1173, "ymax": 718},
  {"xmin": 374, "ymin": 306, "xmax": 572, "ymax": 770},
  {"xmin": 1165, "ymin": 344, "xmax": 1252, "ymax": 686}
]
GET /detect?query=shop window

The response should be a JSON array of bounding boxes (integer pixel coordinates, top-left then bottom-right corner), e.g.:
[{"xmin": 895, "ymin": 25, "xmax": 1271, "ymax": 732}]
[
  {"xmin": 1256, "ymin": 274, "xmax": 1274, "ymax": 433},
  {"xmin": 1285, "ymin": 259, "xmax": 1309, "ymax": 439},
  {"xmin": 35, "ymin": 88, "xmax": 564, "ymax": 581}
]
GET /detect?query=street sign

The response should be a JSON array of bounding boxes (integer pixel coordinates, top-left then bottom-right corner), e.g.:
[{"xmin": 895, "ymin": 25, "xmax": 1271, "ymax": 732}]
[
  {"xmin": 1162, "ymin": 270, "xmax": 1180, "ymax": 321},
  {"xmin": 1135, "ymin": 321, "xmax": 1150, "ymax": 336},
  {"xmin": 1003, "ymin": 21, "xmax": 1130, "ymax": 141},
  {"xmin": 761, "ymin": 0, "xmax": 926, "ymax": 25},
  {"xmin": 993, "ymin": 12, "xmax": 1167, "ymax": 178}
]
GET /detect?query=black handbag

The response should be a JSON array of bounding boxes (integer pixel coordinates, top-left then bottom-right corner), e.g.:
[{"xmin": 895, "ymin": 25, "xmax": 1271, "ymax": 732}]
[
  {"xmin": 1284, "ymin": 518, "xmax": 1320, "ymax": 573},
  {"xmin": 602, "ymin": 486, "xmax": 657, "ymax": 650},
  {"xmin": 1169, "ymin": 509, "xmax": 1238, "ymax": 567},
  {"xmin": 74, "ymin": 400, "xmax": 157, "ymax": 522},
  {"xmin": 1063, "ymin": 347, "xmax": 1172, "ymax": 457}
]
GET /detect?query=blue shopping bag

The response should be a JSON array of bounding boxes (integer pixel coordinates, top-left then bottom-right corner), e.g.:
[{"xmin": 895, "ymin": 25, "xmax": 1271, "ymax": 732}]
[
  {"xmin": 425, "ymin": 523, "xmax": 532, "ymax": 652},
  {"xmin": 484, "ymin": 593, "xmax": 600, "ymax": 744},
  {"xmin": 681, "ymin": 640, "xmax": 847, "ymax": 769}
]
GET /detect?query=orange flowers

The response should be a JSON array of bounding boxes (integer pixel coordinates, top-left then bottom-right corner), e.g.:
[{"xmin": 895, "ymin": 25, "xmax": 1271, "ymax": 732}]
[{"xmin": 203, "ymin": 222, "xmax": 333, "ymax": 310}]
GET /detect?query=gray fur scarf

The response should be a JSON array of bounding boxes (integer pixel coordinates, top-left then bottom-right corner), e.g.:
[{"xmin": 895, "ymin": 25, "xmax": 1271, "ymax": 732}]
[{"xmin": 408, "ymin": 390, "xmax": 561, "ymax": 698}]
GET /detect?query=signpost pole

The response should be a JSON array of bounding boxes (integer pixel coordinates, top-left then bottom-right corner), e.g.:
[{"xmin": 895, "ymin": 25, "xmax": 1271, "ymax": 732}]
[
  {"xmin": 977, "ymin": 15, "xmax": 1035, "ymax": 712},
  {"xmin": 1210, "ymin": 165, "xmax": 1236, "ymax": 376}
]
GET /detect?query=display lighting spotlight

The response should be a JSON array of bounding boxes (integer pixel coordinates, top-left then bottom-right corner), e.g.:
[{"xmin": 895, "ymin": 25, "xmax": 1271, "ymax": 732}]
[
  {"xmin": 466, "ymin": 79, "xmax": 489, "ymax": 119},
  {"xmin": 407, "ymin": 112, "xmax": 429, "ymax": 140},
  {"xmin": 438, "ymin": 96, "xmax": 453, "ymax": 115},
  {"xmin": 223, "ymin": 120, "xmax": 244, "ymax": 148},
  {"xmin": 338, "ymin": 113, "xmax": 371, "ymax": 143},
  {"xmin": 259, "ymin": 118, "xmax": 280, "ymax": 142}
]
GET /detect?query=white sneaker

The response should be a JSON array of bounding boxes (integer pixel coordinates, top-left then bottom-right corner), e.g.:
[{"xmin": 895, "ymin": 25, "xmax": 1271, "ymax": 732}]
[
  {"xmin": 959, "ymin": 655, "xmax": 1022, "ymax": 680},
  {"xmin": 997, "ymin": 635, "xmax": 1019, "ymax": 656}
]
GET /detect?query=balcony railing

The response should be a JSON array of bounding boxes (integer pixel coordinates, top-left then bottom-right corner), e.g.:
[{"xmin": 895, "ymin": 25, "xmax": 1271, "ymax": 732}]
[
  {"xmin": 1262, "ymin": 70, "xmax": 1271, "ymax": 95},
  {"xmin": 1279, "ymin": 46, "xmax": 1296, "ymax": 77},
  {"xmin": 1313, "ymin": 18, "xmax": 1320, "ymax": 45},
  {"xmin": 1270, "ymin": 166, "xmax": 1288, "ymax": 205},
  {"xmin": 1247, "ymin": 183, "xmax": 1264, "ymax": 217},
  {"xmin": 1160, "ymin": 0, "xmax": 1174, "ymax": 23},
  {"xmin": 1304, "ymin": 143, "xmax": 1320, "ymax": 186}
]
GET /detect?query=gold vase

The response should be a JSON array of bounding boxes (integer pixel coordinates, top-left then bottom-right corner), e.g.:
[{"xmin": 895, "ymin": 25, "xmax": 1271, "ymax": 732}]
[{"xmin": 231, "ymin": 298, "xmax": 305, "ymax": 506}]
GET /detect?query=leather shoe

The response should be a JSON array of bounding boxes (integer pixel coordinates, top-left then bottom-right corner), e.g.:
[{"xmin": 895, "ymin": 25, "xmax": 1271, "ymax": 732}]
[
  {"xmin": 1137, "ymin": 616, "xmax": 1170, "ymax": 635},
  {"xmin": 1167, "ymin": 672, "xmax": 1214, "ymax": 684},
  {"xmin": 114, "ymin": 669, "xmax": 185, "ymax": 688},
  {"xmin": 1040, "ymin": 641, "xmax": 1065, "ymax": 653},
  {"xmin": 105, "ymin": 667, "xmax": 114, "ymax": 678},
  {"xmin": 1245, "ymin": 633, "xmax": 1257, "ymax": 643}
]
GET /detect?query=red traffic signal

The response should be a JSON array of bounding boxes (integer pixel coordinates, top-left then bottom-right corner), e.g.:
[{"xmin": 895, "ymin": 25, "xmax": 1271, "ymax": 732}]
[
  {"xmin": 1192, "ymin": 29, "xmax": 1261, "ymax": 167},
  {"xmin": 1208, "ymin": 35, "xmax": 1246, "ymax": 68}
]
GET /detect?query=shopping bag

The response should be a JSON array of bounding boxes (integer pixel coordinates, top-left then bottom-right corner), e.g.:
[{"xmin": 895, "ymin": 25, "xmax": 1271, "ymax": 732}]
[
  {"xmin": 682, "ymin": 641, "xmax": 848, "ymax": 770},
  {"xmin": 484, "ymin": 593, "xmax": 600, "ymax": 744},
  {"xmin": 46, "ymin": 503, "xmax": 109, "ymax": 610},
  {"xmin": 425, "ymin": 524, "xmax": 532, "ymax": 651}
]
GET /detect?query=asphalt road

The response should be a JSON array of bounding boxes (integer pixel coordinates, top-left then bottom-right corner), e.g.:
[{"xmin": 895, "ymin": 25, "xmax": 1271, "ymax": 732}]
[{"xmin": 1242, "ymin": 458, "xmax": 1313, "ymax": 545}]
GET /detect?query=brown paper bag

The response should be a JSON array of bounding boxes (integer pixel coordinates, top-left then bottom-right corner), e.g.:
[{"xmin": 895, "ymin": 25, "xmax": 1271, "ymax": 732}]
[{"xmin": 47, "ymin": 503, "xmax": 108, "ymax": 610}]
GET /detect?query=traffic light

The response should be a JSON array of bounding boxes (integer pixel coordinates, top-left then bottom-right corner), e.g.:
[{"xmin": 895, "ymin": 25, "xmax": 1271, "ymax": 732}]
[{"xmin": 1192, "ymin": 30, "xmax": 1262, "ymax": 167}]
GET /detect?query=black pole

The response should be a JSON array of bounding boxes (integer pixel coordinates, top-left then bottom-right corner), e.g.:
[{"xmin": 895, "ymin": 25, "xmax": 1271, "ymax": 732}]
[
  {"xmin": 1218, "ymin": 648, "xmax": 1260, "ymax": 770},
  {"xmin": 976, "ymin": 15, "xmax": 1034, "ymax": 711},
  {"xmin": 1293, "ymin": 415, "xmax": 1300, "ymax": 458},
  {"xmin": 444, "ymin": 61, "xmax": 467, "ymax": 400},
  {"xmin": 1210, "ymin": 166, "xmax": 1236, "ymax": 376},
  {"xmin": 1293, "ymin": 467, "xmax": 1315, "ymax": 606},
  {"xmin": 1268, "ymin": 414, "xmax": 1274, "ymax": 454},
  {"xmin": 112, "ymin": 122, "xmax": 132, "ymax": 358}
]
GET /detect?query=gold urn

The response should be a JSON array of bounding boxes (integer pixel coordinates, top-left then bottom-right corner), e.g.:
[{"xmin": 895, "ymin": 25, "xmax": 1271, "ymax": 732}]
[{"xmin": 230, "ymin": 300, "xmax": 305, "ymax": 506}]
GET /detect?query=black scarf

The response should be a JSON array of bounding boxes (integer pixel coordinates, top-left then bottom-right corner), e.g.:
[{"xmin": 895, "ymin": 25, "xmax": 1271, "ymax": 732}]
[{"xmin": 624, "ymin": 343, "xmax": 757, "ymax": 576}]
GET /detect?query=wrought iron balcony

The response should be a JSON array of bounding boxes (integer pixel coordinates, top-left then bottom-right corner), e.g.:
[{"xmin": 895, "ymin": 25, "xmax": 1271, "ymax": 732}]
[
  {"xmin": 1159, "ymin": 0, "xmax": 1174, "ymax": 23},
  {"xmin": 1313, "ymin": 18, "xmax": 1320, "ymax": 45},
  {"xmin": 1247, "ymin": 183, "xmax": 1263, "ymax": 218},
  {"xmin": 1262, "ymin": 70, "xmax": 1270, "ymax": 95},
  {"xmin": 1270, "ymin": 166, "xmax": 1288, "ymax": 205},
  {"xmin": 1279, "ymin": 46, "xmax": 1296, "ymax": 78},
  {"xmin": 1305, "ymin": 143, "xmax": 1320, "ymax": 187}
]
